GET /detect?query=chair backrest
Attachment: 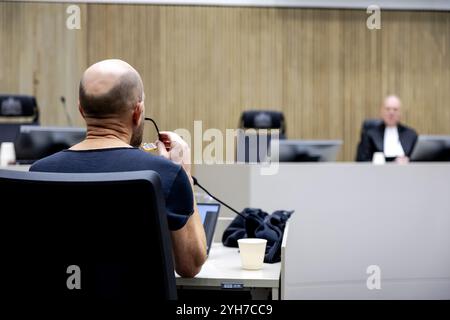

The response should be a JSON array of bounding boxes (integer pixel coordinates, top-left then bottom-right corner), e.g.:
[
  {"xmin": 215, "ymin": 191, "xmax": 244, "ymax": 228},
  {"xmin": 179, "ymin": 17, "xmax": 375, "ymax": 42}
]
[
  {"xmin": 0, "ymin": 170, "xmax": 177, "ymax": 305},
  {"xmin": 361, "ymin": 118, "xmax": 383, "ymax": 135},
  {"xmin": 0, "ymin": 95, "xmax": 39, "ymax": 143},
  {"xmin": 239, "ymin": 110, "xmax": 286, "ymax": 139},
  {"xmin": 355, "ymin": 118, "xmax": 384, "ymax": 161},
  {"xmin": 0, "ymin": 95, "xmax": 39, "ymax": 121}
]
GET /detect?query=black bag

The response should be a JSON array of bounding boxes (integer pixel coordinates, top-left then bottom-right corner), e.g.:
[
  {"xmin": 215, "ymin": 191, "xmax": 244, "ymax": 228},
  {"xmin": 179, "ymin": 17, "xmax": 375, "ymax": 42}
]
[{"xmin": 222, "ymin": 208, "xmax": 293, "ymax": 263}]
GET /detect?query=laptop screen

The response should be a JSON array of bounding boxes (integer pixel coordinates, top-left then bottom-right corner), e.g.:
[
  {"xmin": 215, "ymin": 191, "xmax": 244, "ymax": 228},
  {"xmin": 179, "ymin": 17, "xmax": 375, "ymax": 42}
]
[
  {"xmin": 198, "ymin": 203, "xmax": 220, "ymax": 224},
  {"xmin": 197, "ymin": 203, "xmax": 220, "ymax": 255}
]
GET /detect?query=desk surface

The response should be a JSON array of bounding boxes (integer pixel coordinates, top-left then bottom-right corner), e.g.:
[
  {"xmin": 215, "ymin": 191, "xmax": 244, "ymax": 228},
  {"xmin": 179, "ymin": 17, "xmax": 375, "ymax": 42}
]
[
  {"xmin": 0, "ymin": 165, "xmax": 30, "ymax": 171},
  {"xmin": 176, "ymin": 243, "xmax": 281, "ymax": 289}
]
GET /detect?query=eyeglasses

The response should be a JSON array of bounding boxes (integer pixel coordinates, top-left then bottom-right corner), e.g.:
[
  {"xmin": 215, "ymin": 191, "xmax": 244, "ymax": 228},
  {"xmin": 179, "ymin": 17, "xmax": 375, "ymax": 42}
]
[
  {"xmin": 144, "ymin": 117, "xmax": 162, "ymax": 140},
  {"xmin": 141, "ymin": 117, "xmax": 162, "ymax": 152}
]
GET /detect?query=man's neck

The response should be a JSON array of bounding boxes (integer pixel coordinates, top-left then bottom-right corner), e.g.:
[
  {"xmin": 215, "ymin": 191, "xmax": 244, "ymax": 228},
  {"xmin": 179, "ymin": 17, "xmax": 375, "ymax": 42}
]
[
  {"xmin": 70, "ymin": 137, "xmax": 131, "ymax": 150},
  {"xmin": 70, "ymin": 126, "xmax": 132, "ymax": 150}
]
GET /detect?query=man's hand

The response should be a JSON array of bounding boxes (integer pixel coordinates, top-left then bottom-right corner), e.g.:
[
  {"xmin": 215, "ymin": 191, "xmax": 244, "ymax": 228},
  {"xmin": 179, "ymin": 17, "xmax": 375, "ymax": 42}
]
[
  {"xmin": 156, "ymin": 131, "xmax": 192, "ymax": 176},
  {"xmin": 395, "ymin": 156, "xmax": 410, "ymax": 165}
]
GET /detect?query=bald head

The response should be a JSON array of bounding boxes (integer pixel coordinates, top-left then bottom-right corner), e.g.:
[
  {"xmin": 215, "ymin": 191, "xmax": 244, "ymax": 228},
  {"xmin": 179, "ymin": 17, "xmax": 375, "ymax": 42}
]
[
  {"xmin": 79, "ymin": 59, "xmax": 144, "ymax": 118},
  {"xmin": 381, "ymin": 95, "xmax": 402, "ymax": 127}
]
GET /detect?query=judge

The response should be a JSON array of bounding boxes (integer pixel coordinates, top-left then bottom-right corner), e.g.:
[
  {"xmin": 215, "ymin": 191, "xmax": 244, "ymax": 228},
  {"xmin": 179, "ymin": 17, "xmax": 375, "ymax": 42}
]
[{"xmin": 356, "ymin": 95, "xmax": 418, "ymax": 163}]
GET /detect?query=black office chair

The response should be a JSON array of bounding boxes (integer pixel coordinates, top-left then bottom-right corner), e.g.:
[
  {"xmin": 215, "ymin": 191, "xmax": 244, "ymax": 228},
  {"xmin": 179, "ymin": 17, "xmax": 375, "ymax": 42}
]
[
  {"xmin": 0, "ymin": 95, "xmax": 39, "ymax": 143},
  {"xmin": 239, "ymin": 110, "xmax": 286, "ymax": 139},
  {"xmin": 0, "ymin": 170, "xmax": 177, "ymax": 306},
  {"xmin": 360, "ymin": 118, "xmax": 382, "ymax": 136},
  {"xmin": 237, "ymin": 110, "xmax": 286, "ymax": 162},
  {"xmin": 355, "ymin": 118, "xmax": 383, "ymax": 161}
]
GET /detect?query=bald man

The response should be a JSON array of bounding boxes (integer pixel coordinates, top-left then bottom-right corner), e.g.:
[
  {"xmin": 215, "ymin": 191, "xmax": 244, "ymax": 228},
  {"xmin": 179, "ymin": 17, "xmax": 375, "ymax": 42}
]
[
  {"xmin": 30, "ymin": 59, "xmax": 207, "ymax": 277},
  {"xmin": 356, "ymin": 95, "xmax": 418, "ymax": 163}
]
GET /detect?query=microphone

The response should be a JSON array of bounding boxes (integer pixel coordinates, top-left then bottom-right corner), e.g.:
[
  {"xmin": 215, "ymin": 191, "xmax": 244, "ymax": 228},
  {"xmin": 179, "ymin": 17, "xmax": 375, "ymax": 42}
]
[
  {"xmin": 60, "ymin": 96, "xmax": 73, "ymax": 126},
  {"xmin": 192, "ymin": 176, "xmax": 247, "ymax": 220}
]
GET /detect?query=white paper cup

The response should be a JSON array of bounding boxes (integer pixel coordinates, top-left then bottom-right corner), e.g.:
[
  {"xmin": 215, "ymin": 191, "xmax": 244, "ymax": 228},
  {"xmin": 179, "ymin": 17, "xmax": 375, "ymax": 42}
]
[
  {"xmin": 0, "ymin": 142, "xmax": 16, "ymax": 166},
  {"xmin": 372, "ymin": 152, "xmax": 385, "ymax": 165},
  {"xmin": 237, "ymin": 238, "xmax": 267, "ymax": 270}
]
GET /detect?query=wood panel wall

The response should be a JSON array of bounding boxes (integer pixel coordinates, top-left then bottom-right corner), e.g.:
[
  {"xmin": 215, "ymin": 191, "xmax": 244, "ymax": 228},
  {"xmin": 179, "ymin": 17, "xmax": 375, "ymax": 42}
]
[{"xmin": 1, "ymin": 2, "xmax": 449, "ymax": 160}]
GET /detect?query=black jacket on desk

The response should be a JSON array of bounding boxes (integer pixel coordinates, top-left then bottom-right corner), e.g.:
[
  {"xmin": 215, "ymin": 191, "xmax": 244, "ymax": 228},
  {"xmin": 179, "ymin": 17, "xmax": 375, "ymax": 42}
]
[{"xmin": 356, "ymin": 122, "xmax": 418, "ymax": 161}]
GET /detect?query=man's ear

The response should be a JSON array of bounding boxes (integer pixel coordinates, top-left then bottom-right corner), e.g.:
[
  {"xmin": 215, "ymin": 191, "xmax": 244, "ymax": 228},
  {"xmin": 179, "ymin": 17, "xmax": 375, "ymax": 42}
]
[
  {"xmin": 132, "ymin": 102, "xmax": 143, "ymax": 125},
  {"xmin": 78, "ymin": 101, "xmax": 86, "ymax": 119}
]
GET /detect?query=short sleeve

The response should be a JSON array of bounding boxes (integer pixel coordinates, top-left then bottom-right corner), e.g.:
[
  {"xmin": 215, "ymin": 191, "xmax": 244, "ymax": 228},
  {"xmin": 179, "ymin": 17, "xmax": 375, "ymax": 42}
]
[{"xmin": 165, "ymin": 168, "xmax": 194, "ymax": 230}]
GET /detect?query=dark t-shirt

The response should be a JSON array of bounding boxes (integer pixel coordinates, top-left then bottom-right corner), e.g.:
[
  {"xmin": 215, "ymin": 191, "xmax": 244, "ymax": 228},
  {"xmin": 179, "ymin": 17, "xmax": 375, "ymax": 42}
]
[{"xmin": 30, "ymin": 147, "xmax": 194, "ymax": 231}]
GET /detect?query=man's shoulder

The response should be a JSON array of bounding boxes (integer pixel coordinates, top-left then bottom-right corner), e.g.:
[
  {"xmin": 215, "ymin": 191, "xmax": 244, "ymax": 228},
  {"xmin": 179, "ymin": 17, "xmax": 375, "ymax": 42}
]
[
  {"xmin": 30, "ymin": 151, "xmax": 68, "ymax": 171},
  {"xmin": 398, "ymin": 123, "xmax": 418, "ymax": 137}
]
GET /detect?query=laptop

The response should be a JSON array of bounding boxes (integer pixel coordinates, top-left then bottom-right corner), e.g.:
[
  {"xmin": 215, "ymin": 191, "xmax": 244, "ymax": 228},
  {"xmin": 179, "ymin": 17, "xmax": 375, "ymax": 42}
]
[{"xmin": 197, "ymin": 203, "xmax": 221, "ymax": 256}]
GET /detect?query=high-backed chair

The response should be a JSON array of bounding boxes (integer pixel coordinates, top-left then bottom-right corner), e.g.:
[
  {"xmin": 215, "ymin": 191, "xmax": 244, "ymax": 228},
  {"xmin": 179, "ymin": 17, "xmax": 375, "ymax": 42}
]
[
  {"xmin": 0, "ymin": 95, "xmax": 39, "ymax": 143},
  {"xmin": 0, "ymin": 170, "xmax": 177, "ymax": 305},
  {"xmin": 239, "ymin": 110, "xmax": 286, "ymax": 139},
  {"xmin": 355, "ymin": 118, "xmax": 383, "ymax": 161},
  {"xmin": 360, "ymin": 118, "xmax": 382, "ymax": 136},
  {"xmin": 237, "ymin": 110, "xmax": 286, "ymax": 163}
]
